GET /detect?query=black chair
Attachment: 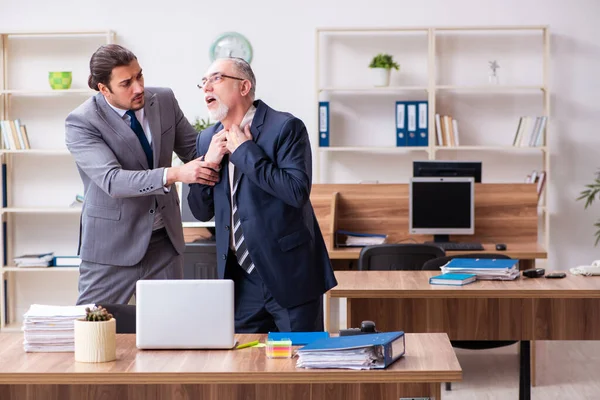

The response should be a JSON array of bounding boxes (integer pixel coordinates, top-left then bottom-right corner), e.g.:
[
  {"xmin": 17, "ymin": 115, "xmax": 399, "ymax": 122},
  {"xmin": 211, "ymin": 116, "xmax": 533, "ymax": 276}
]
[
  {"xmin": 102, "ymin": 304, "xmax": 136, "ymax": 333},
  {"xmin": 358, "ymin": 244, "xmax": 445, "ymax": 271},
  {"xmin": 422, "ymin": 253, "xmax": 518, "ymax": 391}
]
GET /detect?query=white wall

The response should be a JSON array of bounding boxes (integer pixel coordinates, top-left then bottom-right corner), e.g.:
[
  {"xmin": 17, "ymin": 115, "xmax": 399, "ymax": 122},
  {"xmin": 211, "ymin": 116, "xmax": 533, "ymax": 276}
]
[{"xmin": 1, "ymin": 0, "xmax": 599, "ymax": 319}]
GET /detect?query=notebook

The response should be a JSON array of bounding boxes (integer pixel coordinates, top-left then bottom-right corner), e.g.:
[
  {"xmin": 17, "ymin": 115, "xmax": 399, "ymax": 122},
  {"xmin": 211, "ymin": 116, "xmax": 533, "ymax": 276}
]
[
  {"xmin": 429, "ymin": 272, "xmax": 477, "ymax": 286},
  {"xmin": 136, "ymin": 279, "xmax": 236, "ymax": 349}
]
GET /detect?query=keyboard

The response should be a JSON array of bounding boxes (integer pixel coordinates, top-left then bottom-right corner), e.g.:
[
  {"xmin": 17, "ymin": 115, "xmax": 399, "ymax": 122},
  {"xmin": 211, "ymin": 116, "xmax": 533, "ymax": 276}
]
[{"xmin": 426, "ymin": 241, "xmax": 484, "ymax": 251}]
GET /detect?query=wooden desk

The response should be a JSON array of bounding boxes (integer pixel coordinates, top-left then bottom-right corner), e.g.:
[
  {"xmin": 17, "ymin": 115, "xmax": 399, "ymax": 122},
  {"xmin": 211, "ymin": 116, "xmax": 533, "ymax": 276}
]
[
  {"xmin": 310, "ymin": 183, "xmax": 547, "ymax": 270},
  {"xmin": 326, "ymin": 271, "xmax": 600, "ymax": 400},
  {"xmin": 0, "ymin": 333, "xmax": 461, "ymax": 400}
]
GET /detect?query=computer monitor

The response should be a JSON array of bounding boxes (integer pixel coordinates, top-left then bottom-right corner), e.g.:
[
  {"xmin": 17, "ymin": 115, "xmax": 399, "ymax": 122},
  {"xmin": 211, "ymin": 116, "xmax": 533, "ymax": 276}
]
[
  {"xmin": 413, "ymin": 161, "xmax": 482, "ymax": 183},
  {"xmin": 409, "ymin": 177, "xmax": 475, "ymax": 243}
]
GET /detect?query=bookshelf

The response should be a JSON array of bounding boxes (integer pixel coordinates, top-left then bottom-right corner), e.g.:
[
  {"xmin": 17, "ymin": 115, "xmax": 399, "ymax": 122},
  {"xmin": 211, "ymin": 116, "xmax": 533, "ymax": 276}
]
[
  {"xmin": 0, "ymin": 31, "xmax": 115, "ymax": 331},
  {"xmin": 315, "ymin": 25, "xmax": 550, "ymax": 250}
]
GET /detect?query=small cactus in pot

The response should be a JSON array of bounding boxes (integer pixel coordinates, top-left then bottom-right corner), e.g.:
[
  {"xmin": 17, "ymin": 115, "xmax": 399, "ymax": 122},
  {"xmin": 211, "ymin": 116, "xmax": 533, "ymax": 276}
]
[{"xmin": 75, "ymin": 305, "xmax": 117, "ymax": 363}]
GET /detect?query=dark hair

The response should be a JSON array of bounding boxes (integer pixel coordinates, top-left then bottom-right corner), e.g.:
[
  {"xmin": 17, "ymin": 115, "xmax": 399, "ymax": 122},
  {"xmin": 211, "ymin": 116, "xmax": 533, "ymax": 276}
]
[{"xmin": 88, "ymin": 44, "xmax": 137, "ymax": 91}]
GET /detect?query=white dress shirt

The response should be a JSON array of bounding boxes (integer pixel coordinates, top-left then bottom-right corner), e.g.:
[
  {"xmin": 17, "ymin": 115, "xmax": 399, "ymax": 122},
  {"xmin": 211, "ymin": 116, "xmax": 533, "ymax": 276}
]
[
  {"xmin": 229, "ymin": 105, "xmax": 256, "ymax": 250},
  {"xmin": 107, "ymin": 101, "xmax": 167, "ymax": 231}
]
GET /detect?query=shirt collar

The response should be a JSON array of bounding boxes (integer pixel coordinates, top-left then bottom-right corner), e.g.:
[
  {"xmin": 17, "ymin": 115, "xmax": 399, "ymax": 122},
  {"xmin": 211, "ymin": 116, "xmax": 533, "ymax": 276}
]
[
  {"xmin": 105, "ymin": 97, "xmax": 145, "ymax": 121},
  {"xmin": 240, "ymin": 104, "xmax": 256, "ymax": 129}
]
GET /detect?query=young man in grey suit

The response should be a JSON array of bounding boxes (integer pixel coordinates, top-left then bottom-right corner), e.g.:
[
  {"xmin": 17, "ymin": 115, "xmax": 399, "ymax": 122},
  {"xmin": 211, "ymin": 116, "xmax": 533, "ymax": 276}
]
[
  {"xmin": 66, "ymin": 44, "xmax": 220, "ymax": 305},
  {"xmin": 188, "ymin": 58, "xmax": 337, "ymax": 332}
]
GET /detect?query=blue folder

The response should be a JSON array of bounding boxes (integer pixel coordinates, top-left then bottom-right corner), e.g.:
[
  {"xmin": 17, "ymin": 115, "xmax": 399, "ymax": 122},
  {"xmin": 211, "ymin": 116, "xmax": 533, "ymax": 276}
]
[
  {"xmin": 267, "ymin": 331, "xmax": 329, "ymax": 345},
  {"xmin": 298, "ymin": 331, "xmax": 405, "ymax": 369}
]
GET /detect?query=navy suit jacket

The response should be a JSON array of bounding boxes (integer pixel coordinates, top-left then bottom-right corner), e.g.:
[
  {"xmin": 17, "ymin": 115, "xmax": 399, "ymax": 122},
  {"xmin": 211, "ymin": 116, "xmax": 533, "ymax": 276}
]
[{"xmin": 187, "ymin": 100, "xmax": 337, "ymax": 309}]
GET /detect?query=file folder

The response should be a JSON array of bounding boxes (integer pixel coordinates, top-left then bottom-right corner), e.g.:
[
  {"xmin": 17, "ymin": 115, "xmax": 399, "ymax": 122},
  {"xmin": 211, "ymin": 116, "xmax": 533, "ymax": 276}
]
[
  {"xmin": 395, "ymin": 101, "xmax": 407, "ymax": 146},
  {"xmin": 417, "ymin": 100, "xmax": 428, "ymax": 146},
  {"xmin": 318, "ymin": 101, "xmax": 329, "ymax": 147},
  {"xmin": 297, "ymin": 331, "xmax": 405, "ymax": 369},
  {"xmin": 406, "ymin": 102, "xmax": 418, "ymax": 146}
]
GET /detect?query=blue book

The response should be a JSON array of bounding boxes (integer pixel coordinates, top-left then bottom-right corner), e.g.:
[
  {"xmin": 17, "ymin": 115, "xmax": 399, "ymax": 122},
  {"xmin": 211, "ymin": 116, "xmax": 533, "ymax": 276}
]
[
  {"xmin": 267, "ymin": 331, "xmax": 329, "ymax": 345},
  {"xmin": 444, "ymin": 258, "xmax": 519, "ymax": 270},
  {"xmin": 297, "ymin": 331, "xmax": 405, "ymax": 369},
  {"xmin": 429, "ymin": 272, "xmax": 476, "ymax": 286}
]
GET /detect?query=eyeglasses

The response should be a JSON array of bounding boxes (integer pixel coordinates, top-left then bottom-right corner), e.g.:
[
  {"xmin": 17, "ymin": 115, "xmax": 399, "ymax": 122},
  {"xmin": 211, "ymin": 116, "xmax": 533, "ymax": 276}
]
[{"xmin": 197, "ymin": 73, "xmax": 245, "ymax": 89}]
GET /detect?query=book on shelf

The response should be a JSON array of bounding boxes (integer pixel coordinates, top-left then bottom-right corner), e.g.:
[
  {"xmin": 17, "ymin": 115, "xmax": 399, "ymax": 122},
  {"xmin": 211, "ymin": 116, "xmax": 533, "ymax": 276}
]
[
  {"xmin": 513, "ymin": 116, "xmax": 546, "ymax": 147},
  {"xmin": 525, "ymin": 170, "xmax": 546, "ymax": 202},
  {"xmin": 13, "ymin": 252, "xmax": 54, "ymax": 268},
  {"xmin": 435, "ymin": 113, "xmax": 459, "ymax": 146},
  {"xmin": 296, "ymin": 331, "xmax": 405, "ymax": 370},
  {"xmin": 335, "ymin": 230, "xmax": 387, "ymax": 247},
  {"xmin": 0, "ymin": 119, "xmax": 31, "ymax": 150},
  {"xmin": 52, "ymin": 256, "xmax": 82, "ymax": 267},
  {"xmin": 429, "ymin": 272, "xmax": 477, "ymax": 286}
]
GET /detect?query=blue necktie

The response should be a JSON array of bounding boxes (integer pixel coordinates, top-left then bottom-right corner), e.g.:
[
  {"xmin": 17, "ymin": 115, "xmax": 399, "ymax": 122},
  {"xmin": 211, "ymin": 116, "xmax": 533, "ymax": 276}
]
[{"xmin": 126, "ymin": 110, "xmax": 153, "ymax": 169}]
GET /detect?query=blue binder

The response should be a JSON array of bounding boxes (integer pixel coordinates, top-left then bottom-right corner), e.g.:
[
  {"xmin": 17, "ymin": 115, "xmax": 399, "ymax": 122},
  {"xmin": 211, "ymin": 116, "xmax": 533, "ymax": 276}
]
[
  {"xmin": 444, "ymin": 258, "xmax": 519, "ymax": 270},
  {"xmin": 395, "ymin": 101, "xmax": 407, "ymax": 146},
  {"xmin": 406, "ymin": 102, "xmax": 418, "ymax": 146},
  {"xmin": 298, "ymin": 331, "xmax": 405, "ymax": 369},
  {"xmin": 318, "ymin": 101, "xmax": 329, "ymax": 147},
  {"xmin": 417, "ymin": 100, "xmax": 429, "ymax": 146}
]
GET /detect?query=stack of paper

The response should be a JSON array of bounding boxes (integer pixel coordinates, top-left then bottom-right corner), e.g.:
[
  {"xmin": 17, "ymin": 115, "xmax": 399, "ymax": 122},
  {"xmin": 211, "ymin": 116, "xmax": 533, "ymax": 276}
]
[
  {"xmin": 22, "ymin": 304, "xmax": 94, "ymax": 352},
  {"xmin": 13, "ymin": 253, "xmax": 54, "ymax": 268},
  {"xmin": 441, "ymin": 258, "xmax": 520, "ymax": 280},
  {"xmin": 336, "ymin": 230, "xmax": 387, "ymax": 247}
]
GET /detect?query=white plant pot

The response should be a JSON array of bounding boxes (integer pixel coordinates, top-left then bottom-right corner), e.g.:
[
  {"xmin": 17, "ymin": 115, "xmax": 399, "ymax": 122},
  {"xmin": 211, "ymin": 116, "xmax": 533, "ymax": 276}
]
[
  {"xmin": 74, "ymin": 318, "xmax": 117, "ymax": 363},
  {"xmin": 370, "ymin": 67, "xmax": 391, "ymax": 87}
]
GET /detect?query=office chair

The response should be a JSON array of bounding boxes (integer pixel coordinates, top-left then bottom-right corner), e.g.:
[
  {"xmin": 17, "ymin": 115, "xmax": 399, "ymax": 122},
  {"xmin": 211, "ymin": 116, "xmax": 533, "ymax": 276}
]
[
  {"xmin": 102, "ymin": 304, "xmax": 136, "ymax": 334},
  {"xmin": 422, "ymin": 253, "xmax": 518, "ymax": 391},
  {"xmin": 358, "ymin": 244, "xmax": 445, "ymax": 271}
]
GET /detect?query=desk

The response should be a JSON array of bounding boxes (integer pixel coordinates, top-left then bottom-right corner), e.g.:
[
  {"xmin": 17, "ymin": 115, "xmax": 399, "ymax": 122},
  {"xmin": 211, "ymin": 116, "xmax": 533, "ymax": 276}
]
[
  {"xmin": 0, "ymin": 333, "xmax": 461, "ymax": 400},
  {"xmin": 326, "ymin": 271, "xmax": 600, "ymax": 400},
  {"xmin": 310, "ymin": 183, "xmax": 547, "ymax": 271},
  {"xmin": 327, "ymin": 243, "xmax": 547, "ymax": 270}
]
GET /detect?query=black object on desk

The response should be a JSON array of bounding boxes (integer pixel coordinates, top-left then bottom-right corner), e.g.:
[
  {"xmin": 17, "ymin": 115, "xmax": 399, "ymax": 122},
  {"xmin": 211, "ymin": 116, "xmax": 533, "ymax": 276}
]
[
  {"xmin": 546, "ymin": 272, "xmax": 566, "ymax": 279},
  {"xmin": 523, "ymin": 268, "xmax": 545, "ymax": 278},
  {"xmin": 428, "ymin": 241, "xmax": 484, "ymax": 251},
  {"xmin": 496, "ymin": 243, "xmax": 507, "ymax": 251}
]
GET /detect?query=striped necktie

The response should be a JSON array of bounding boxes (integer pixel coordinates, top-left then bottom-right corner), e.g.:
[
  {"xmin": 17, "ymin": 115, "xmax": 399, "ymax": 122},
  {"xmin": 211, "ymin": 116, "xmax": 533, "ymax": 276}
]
[{"xmin": 232, "ymin": 166, "xmax": 255, "ymax": 274}]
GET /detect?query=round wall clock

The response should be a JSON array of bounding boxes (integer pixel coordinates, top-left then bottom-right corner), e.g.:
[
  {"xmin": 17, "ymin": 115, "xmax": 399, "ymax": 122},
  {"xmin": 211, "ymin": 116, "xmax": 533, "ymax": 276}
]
[{"xmin": 209, "ymin": 32, "xmax": 253, "ymax": 64}]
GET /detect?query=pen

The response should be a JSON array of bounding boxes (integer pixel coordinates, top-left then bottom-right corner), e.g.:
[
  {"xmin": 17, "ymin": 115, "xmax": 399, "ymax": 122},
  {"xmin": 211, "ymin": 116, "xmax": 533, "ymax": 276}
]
[{"xmin": 236, "ymin": 340, "xmax": 259, "ymax": 349}]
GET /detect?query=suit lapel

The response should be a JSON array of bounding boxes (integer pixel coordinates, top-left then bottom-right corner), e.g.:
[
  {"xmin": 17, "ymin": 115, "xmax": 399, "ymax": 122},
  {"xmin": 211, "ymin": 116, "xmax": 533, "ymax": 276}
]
[
  {"xmin": 250, "ymin": 100, "xmax": 266, "ymax": 142},
  {"xmin": 234, "ymin": 100, "xmax": 266, "ymax": 192},
  {"xmin": 94, "ymin": 93, "xmax": 148, "ymax": 169},
  {"xmin": 145, "ymin": 92, "xmax": 161, "ymax": 168}
]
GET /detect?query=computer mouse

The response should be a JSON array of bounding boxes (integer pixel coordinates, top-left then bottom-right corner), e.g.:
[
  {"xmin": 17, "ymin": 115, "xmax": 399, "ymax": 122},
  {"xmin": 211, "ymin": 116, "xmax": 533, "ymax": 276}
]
[{"xmin": 495, "ymin": 243, "xmax": 507, "ymax": 251}]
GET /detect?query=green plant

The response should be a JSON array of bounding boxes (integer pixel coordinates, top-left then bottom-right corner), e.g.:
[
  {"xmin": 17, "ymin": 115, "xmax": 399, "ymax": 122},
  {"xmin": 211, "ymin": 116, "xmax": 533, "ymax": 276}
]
[
  {"xmin": 193, "ymin": 117, "xmax": 215, "ymax": 132},
  {"xmin": 84, "ymin": 305, "xmax": 113, "ymax": 321},
  {"xmin": 369, "ymin": 53, "xmax": 400, "ymax": 70},
  {"xmin": 577, "ymin": 171, "xmax": 600, "ymax": 245}
]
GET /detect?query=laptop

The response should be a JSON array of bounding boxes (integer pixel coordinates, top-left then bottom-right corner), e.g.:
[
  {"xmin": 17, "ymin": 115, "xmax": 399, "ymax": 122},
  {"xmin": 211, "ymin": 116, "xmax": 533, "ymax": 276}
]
[{"xmin": 136, "ymin": 279, "xmax": 236, "ymax": 349}]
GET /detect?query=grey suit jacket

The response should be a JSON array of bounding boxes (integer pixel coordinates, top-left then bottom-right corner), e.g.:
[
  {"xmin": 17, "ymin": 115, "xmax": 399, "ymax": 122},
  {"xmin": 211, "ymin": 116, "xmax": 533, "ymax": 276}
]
[{"xmin": 65, "ymin": 87, "xmax": 197, "ymax": 266}]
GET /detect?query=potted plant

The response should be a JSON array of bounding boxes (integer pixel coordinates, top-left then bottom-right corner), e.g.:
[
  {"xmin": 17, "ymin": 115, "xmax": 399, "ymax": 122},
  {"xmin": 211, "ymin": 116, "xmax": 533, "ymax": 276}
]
[
  {"xmin": 74, "ymin": 305, "xmax": 116, "ymax": 363},
  {"xmin": 193, "ymin": 116, "xmax": 215, "ymax": 132},
  {"xmin": 368, "ymin": 53, "xmax": 400, "ymax": 87},
  {"xmin": 578, "ymin": 172, "xmax": 600, "ymax": 245}
]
